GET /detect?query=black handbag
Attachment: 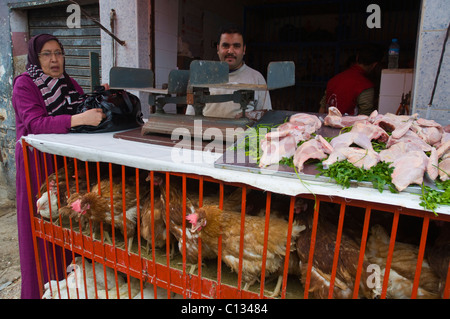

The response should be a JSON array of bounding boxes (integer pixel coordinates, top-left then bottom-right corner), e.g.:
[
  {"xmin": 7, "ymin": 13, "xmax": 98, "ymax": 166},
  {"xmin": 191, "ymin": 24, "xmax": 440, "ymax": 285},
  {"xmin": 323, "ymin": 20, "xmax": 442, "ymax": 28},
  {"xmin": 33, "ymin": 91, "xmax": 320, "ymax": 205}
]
[{"xmin": 71, "ymin": 87, "xmax": 144, "ymax": 133}]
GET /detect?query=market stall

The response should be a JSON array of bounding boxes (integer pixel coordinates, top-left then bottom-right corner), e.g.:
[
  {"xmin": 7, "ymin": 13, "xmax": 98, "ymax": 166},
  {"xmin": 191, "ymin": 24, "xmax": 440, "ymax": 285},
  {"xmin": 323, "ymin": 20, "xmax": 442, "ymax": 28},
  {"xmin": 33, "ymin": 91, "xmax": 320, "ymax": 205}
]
[
  {"xmin": 21, "ymin": 116, "xmax": 450, "ymax": 299},
  {"xmin": 19, "ymin": 60, "xmax": 450, "ymax": 300}
]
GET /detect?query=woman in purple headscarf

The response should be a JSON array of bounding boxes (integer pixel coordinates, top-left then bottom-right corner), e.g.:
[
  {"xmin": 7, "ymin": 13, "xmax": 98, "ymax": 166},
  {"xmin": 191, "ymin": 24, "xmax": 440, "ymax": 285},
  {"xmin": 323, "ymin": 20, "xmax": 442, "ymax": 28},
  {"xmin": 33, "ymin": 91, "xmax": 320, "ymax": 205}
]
[{"xmin": 12, "ymin": 34, "xmax": 106, "ymax": 298}]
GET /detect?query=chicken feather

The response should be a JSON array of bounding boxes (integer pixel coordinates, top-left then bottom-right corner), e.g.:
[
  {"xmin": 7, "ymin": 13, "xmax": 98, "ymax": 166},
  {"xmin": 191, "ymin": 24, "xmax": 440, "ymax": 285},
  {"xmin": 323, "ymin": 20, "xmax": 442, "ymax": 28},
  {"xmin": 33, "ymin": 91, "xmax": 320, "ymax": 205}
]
[
  {"xmin": 366, "ymin": 224, "xmax": 441, "ymax": 299},
  {"xmin": 295, "ymin": 203, "xmax": 378, "ymax": 299},
  {"xmin": 140, "ymin": 194, "xmax": 167, "ymax": 252},
  {"xmin": 187, "ymin": 204, "xmax": 305, "ymax": 296},
  {"xmin": 156, "ymin": 175, "xmax": 217, "ymax": 271}
]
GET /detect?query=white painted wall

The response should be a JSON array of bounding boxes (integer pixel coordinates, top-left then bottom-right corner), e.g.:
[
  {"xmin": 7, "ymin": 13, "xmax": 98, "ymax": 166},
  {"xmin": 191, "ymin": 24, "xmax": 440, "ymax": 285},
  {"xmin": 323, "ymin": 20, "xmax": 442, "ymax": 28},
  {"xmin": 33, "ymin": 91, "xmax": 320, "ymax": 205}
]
[
  {"xmin": 412, "ymin": 0, "xmax": 450, "ymax": 125},
  {"xmin": 100, "ymin": 0, "xmax": 151, "ymax": 116},
  {"xmin": 154, "ymin": 0, "xmax": 179, "ymax": 113}
]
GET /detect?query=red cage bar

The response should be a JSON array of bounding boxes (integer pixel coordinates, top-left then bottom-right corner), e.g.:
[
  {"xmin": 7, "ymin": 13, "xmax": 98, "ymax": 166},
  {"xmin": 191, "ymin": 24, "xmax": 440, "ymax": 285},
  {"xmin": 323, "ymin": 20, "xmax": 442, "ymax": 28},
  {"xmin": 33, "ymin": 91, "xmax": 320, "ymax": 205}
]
[{"xmin": 22, "ymin": 141, "xmax": 450, "ymax": 299}]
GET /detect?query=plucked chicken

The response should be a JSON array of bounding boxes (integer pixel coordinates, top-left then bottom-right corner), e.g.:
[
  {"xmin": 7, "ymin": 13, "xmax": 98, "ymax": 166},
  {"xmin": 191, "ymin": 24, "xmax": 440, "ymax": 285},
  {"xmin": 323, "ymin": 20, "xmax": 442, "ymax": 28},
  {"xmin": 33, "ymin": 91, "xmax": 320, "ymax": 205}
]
[
  {"xmin": 323, "ymin": 107, "xmax": 370, "ymax": 128},
  {"xmin": 389, "ymin": 151, "xmax": 429, "ymax": 192},
  {"xmin": 259, "ymin": 113, "xmax": 322, "ymax": 168},
  {"xmin": 259, "ymin": 133, "xmax": 298, "ymax": 168},
  {"xmin": 293, "ymin": 135, "xmax": 333, "ymax": 172},
  {"xmin": 322, "ymin": 146, "xmax": 380, "ymax": 170}
]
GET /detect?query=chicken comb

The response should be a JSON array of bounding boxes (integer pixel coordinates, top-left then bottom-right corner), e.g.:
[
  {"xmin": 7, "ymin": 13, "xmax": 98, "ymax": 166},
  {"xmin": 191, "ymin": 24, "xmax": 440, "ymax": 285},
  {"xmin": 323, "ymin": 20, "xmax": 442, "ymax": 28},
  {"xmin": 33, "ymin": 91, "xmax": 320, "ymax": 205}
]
[
  {"xmin": 48, "ymin": 180, "xmax": 57, "ymax": 192},
  {"xmin": 186, "ymin": 213, "xmax": 198, "ymax": 225},
  {"xmin": 71, "ymin": 199, "xmax": 82, "ymax": 213}
]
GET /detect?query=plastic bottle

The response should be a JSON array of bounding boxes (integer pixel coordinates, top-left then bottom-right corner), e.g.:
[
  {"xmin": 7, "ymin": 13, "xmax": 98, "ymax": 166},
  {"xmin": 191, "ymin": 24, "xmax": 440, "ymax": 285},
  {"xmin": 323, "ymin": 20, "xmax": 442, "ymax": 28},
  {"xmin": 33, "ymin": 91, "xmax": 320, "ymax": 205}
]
[{"xmin": 388, "ymin": 38, "xmax": 400, "ymax": 69}]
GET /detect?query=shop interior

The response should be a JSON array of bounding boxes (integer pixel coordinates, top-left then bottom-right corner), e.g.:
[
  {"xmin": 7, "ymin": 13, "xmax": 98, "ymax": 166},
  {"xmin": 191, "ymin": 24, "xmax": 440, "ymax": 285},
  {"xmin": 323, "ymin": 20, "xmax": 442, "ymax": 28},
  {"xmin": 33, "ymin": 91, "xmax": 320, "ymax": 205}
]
[{"xmin": 176, "ymin": 0, "xmax": 421, "ymax": 114}]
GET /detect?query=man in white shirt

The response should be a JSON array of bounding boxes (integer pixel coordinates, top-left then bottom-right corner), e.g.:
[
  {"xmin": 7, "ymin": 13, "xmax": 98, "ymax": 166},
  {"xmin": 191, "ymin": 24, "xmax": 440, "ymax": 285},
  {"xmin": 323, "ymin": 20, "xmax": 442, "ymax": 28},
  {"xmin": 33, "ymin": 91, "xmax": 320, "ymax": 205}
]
[{"xmin": 185, "ymin": 24, "xmax": 272, "ymax": 118}]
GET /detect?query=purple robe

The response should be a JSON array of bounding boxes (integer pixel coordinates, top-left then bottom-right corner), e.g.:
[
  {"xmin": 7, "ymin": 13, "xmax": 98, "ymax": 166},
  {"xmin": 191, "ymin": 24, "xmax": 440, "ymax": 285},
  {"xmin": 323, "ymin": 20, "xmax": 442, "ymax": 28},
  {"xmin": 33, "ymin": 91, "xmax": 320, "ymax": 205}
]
[{"xmin": 12, "ymin": 72, "xmax": 84, "ymax": 299}]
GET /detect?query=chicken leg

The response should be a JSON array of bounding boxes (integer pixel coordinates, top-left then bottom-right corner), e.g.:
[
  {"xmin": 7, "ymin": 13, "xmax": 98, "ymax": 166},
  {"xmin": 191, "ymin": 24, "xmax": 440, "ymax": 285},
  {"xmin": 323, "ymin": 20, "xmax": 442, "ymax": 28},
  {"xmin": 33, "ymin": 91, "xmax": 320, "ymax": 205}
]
[{"xmin": 266, "ymin": 275, "xmax": 283, "ymax": 298}]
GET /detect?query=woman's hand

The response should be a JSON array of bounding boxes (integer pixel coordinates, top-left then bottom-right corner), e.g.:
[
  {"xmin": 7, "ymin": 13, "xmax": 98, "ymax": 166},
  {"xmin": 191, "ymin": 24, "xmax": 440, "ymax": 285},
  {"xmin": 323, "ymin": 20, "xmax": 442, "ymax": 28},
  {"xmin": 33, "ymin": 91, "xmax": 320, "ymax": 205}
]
[{"xmin": 71, "ymin": 108, "xmax": 106, "ymax": 127}]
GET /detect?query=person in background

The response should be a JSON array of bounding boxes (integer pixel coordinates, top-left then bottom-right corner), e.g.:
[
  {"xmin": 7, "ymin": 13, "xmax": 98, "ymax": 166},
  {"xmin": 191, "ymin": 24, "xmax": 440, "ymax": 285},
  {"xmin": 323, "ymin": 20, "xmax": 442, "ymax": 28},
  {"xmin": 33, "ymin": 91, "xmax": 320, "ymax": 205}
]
[
  {"xmin": 185, "ymin": 24, "xmax": 272, "ymax": 119},
  {"xmin": 318, "ymin": 45, "xmax": 384, "ymax": 116},
  {"xmin": 12, "ymin": 34, "xmax": 106, "ymax": 298}
]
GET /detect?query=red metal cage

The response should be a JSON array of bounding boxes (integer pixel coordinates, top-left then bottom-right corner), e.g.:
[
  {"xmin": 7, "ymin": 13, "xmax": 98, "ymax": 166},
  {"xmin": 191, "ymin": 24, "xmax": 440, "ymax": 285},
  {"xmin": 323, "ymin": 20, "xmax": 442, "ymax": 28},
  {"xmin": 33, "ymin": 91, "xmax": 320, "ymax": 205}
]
[{"xmin": 22, "ymin": 141, "xmax": 450, "ymax": 299}]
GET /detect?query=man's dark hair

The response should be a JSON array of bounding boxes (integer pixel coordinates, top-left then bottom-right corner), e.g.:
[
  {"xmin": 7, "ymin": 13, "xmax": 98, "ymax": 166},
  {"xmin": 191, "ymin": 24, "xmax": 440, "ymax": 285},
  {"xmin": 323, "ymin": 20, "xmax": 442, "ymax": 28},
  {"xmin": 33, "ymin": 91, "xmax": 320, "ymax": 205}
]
[
  {"xmin": 217, "ymin": 24, "xmax": 245, "ymax": 45},
  {"xmin": 356, "ymin": 44, "xmax": 384, "ymax": 65}
]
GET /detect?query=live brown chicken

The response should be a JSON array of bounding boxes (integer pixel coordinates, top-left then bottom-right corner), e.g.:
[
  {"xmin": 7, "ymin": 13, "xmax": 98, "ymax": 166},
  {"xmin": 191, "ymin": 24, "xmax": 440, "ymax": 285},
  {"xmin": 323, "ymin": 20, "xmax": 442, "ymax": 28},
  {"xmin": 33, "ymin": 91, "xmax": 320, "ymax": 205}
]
[
  {"xmin": 187, "ymin": 204, "xmax": 305, "ymax": 297},
  {"xmin": 156, "ymin": 175, "xmax": 217, "ymax": 273},
  {"xmin": 295, "ymin": 202, "xmax": 378, "ymax": 299}
]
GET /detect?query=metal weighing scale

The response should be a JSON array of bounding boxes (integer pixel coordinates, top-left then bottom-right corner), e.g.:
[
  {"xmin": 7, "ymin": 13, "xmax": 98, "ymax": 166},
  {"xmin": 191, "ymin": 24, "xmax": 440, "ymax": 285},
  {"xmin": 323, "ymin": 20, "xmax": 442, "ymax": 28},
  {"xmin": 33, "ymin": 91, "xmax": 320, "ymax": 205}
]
[{"xmin": 110, "ymin": 60, "xmax": 295, "ymax": 144}]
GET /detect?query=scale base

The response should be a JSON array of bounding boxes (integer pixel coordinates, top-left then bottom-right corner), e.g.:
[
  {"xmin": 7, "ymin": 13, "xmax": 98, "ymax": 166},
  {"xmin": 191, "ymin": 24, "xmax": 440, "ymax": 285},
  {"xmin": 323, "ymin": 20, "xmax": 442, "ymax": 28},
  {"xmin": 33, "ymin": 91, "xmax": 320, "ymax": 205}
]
[{"xmin": 141, "ymin": 114, "xmax": 254, "ymax": 143}]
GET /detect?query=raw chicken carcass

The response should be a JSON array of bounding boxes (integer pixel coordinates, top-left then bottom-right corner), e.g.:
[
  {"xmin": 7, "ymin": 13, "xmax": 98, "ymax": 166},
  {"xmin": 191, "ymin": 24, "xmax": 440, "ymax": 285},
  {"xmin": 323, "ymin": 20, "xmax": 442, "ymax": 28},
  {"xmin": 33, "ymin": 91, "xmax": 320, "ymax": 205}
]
[
  {"xmin": 386, "ymin": 130, "xmax": 433, "ymax": 152},
  {"xmin": 322, "ymin": 147, "xmax": 380, "ymax": 170},
  {"xmin": 435, "ymin": 132, "xmax": 449, "ymax": 149},
  {"xmin": 437, "ymin": 139, "xmax": 450, "ymax": 159},
  {"xmin": 293, "ymin": 135, "xmax": 334, "ymax": 172},
  {"xmin": 411, "ymin": 119, "xmax": 443, "ymax": 146},
  {"xmin": 373, "ymin": 114, "xmax": 415, "ymax": 139},
  {"xmin": 378, "ymin": 141, "xmax": 425, "ymax": 163},
  {"xmin": 438, "ymin": 158, "xmax": 450, "ymax": 181},
  {"xmin": 351, "ymin": 121, "xmax": 389, "ymax": 143},
  {"xmin": 330, "ymin": 131, "xmax": 374, "ymax": 151},
  {"xmin": 269, "ymin": 122, "xmax": 312, "ymax": 144},
  {"xmin": 259, "ymin": 132, "xmax": 298, "ymax": 168},
  {"xmin": 390, "ymin": 151, "xmax": 429, "ymax": 192},
  {"xmin": 323, "ymin": 107, "xmax": 369, "ymax": 128},
  {"xmin": 258, "ymin": 113, "xmax": 324, "ymax": 168},
  {"xmin": 427, "ymin": 148, "xmax": 439, "ymax": 181},
  {"xmin": 380, "ymin": 143, "xmax": 439, "ymax": 181},
  {"xmin": 329, "ymin": 122, "xmax": 389, "ymax": 151},
  {"xmin": 289, "ymin": 113, "xmax": 322, "ymax": 134}
]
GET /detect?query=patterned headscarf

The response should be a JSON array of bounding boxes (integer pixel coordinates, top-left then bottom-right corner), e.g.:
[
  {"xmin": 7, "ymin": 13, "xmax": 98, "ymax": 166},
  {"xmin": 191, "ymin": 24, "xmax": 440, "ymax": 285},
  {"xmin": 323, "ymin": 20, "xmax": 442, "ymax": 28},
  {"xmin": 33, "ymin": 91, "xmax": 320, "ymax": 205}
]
[{"xmin": 26, "ymin": 34, "xmax": 83, "ymax": 116}]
